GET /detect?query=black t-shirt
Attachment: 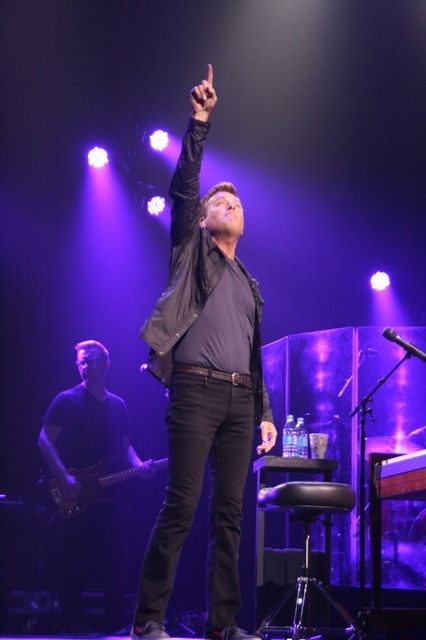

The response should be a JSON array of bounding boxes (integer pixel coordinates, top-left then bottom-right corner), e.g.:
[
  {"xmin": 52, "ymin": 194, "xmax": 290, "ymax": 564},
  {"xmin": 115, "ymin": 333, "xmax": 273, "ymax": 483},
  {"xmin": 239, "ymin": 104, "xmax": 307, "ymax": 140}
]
[
  {"xmin": 43, "ymin": 383, "xmax": 129, "ymax": 469},
  {"xmin": 174, "ymin": 255, "xmax": 255, "ymax": 374}
]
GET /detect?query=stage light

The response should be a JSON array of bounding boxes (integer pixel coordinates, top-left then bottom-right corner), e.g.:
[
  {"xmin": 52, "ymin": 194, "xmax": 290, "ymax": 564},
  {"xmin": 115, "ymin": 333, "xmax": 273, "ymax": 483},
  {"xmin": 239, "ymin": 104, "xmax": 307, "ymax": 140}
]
[
  {"xmin": 149, "ymin": 130, "xmax": 169, "ymax": 152},
  {"xmin": 147, "ymin": 196, "xmax": 166, "ymax": 216},
  {"xmin": 370, "ymin": 271, "xmax": 390, "ymax": 291},
  {"xmin": 87, "ymin": 147, "xmax": 109, "ymax": 168}
]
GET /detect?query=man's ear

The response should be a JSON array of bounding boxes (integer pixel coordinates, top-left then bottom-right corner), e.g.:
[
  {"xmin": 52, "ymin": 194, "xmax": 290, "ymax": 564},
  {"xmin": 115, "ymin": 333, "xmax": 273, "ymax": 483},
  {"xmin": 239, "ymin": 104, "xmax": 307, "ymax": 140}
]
[{"xmin": 199, "ymin": 217, "xmax": 206, "ymax": 229}]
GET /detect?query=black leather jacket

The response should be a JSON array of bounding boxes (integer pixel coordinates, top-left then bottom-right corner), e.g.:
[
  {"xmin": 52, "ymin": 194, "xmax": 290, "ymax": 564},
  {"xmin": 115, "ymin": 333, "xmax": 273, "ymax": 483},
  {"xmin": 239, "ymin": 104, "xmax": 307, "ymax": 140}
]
[{"xmin": 140, "ymin": 118, "xmax": 273, "ymax": 425}]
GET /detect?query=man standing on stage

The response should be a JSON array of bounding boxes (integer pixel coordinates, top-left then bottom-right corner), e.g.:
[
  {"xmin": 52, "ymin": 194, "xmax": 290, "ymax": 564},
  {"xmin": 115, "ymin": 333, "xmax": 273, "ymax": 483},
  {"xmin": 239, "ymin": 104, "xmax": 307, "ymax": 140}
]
[
  {"xmin": 132, "ymin": 65, "xmax": 277, "ymax": 640},
  {"xmin": 39, "ymin": 339, "xmax": 146, "ymax": 633}
]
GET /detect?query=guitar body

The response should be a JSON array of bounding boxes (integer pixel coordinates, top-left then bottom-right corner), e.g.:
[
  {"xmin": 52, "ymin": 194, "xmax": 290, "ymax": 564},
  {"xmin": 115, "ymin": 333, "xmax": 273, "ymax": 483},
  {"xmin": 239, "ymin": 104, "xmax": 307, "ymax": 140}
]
[
  {"xmin": 48, "ymin": 458, "xmax": 117, "ymax": 519},
  {"xmin": 48, "ymin": 456, "xmax": 168, "ymax": 519}
]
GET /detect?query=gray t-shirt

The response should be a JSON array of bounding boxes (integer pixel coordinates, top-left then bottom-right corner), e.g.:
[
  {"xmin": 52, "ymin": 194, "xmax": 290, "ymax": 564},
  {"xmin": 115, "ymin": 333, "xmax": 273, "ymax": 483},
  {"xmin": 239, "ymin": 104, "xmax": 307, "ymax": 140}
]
[{"xmin": 174, "ymin": 256, "xmax": 255, "ymax": 374}]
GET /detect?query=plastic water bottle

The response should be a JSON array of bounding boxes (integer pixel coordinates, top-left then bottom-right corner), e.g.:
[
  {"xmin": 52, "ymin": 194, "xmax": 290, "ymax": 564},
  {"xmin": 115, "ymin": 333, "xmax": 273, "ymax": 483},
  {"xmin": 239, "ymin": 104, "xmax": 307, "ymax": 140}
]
[
  {"xmin": 296, "ymin": 417, "xmax": 309, "ymax": 458},
  {"xmin": 282, "ymin": 414, "xmax": 297, "ymax": 457}
]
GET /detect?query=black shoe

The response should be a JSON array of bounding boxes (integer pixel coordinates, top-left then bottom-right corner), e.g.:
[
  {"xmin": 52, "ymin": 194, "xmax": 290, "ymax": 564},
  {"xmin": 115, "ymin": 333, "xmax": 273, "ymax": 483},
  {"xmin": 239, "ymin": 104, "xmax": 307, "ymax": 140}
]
[
  {"xmin": 131, "ymin": 621, "xmax": 170, "ymax": 640},
  {"xmin": 206, "ymin": 626, "xmax": 260, "ymax": 640}
]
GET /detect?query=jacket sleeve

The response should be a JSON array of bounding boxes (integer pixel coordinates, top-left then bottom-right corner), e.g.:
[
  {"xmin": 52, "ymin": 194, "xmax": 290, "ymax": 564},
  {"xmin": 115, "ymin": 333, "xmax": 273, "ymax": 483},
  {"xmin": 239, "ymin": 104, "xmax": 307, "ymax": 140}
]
[
  {"xmin": 169, "ymin": 118, "xmax": 211, "ymax": 247},
  {"xmin": 261, "ymin": 378, "xmax": 274, "ymax": 424}
]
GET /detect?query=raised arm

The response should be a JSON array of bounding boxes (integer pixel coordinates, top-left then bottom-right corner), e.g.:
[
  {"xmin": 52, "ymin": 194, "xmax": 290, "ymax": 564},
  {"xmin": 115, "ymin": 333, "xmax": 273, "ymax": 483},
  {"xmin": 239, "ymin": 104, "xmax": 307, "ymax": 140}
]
[{"xmin": 169, "ymin": 65, "xmax": 217, "ymax": 245}]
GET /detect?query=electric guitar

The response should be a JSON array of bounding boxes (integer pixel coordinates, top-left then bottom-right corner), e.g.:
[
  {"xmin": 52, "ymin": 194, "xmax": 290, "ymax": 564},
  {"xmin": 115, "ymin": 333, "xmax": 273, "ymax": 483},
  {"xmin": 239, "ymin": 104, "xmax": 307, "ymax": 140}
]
[{"xmin": 48, "ymin": 456, "xmax": 168, "ymax": 519}]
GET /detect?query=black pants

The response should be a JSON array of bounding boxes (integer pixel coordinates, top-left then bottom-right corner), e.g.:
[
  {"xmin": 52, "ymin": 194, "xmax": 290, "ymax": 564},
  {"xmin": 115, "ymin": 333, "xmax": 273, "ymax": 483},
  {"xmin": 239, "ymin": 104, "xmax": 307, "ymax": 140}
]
[
  {"xmin": 48, "ymin": 501, "xmax": 128, "ymax": 633},
  {"xmin": 134, "ymin": 373, "xmax": 255, "ymax": 631}
]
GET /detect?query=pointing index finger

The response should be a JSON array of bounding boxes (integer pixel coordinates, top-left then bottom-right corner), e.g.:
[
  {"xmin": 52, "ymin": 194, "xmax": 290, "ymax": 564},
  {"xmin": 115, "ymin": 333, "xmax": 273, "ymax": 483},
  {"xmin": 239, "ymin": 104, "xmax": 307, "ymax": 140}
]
[{"xmin": 207, "ymin": 63, "xmax": 213, "ymax": 86}]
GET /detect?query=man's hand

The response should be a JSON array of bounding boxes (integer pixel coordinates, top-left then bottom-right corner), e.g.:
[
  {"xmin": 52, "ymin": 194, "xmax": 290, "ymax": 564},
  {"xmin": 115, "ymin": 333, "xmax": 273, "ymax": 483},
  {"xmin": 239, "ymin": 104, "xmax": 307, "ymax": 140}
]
[
  {"xmin": 256, "ymin": 420, "xmax": 278, "ymax": 455},
  {"xmin": 191, "ymin": 63, "xmax": 217, "ymax": 122},
  {"xmin": 137, "ymin": 458, "xmax": 156, "ymax": 479},
  {"xmin": 59, "ymin": 470, "xmax": 81, "ymax": 500}
]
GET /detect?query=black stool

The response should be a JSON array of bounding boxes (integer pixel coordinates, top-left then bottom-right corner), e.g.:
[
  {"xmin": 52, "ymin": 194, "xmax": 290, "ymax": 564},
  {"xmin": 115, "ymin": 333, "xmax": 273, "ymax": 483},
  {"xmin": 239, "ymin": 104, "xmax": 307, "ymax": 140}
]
[{"xmin": 257, "ymin": 481, "xmax": 364, "ymax": 640}]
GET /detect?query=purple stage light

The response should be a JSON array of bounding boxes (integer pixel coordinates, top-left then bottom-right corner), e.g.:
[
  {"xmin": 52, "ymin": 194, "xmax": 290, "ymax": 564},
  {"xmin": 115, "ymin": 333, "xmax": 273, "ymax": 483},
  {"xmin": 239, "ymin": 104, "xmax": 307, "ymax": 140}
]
[
  {"xmin": 149, "ymin": 130, "xmax": 169, "ymax": 152},
  {"xmin": 370, "ymin": 271, "xmax": 390, "ymax": 291},
  {"xmin": 87, "ymin": 147, "xmax": 109, "ymax": 168},
  {"xmin": 147, "ymin": 196, "xmax": 166, "ymax": 216}
]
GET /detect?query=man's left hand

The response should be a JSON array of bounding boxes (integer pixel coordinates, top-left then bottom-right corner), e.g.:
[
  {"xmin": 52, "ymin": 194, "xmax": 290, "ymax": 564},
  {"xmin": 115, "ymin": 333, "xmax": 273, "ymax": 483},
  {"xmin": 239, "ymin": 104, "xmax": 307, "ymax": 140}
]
[
  {"xmin": 191, "ymin": 63, "xmax": 217, "ymax": 121},
  {"xmin": 256, "ymin": 421, "xmax": 277, "ymax": 455},
  {"xmin": 135, "ymin": 458, "xmax": 156, "ymax": 479}
]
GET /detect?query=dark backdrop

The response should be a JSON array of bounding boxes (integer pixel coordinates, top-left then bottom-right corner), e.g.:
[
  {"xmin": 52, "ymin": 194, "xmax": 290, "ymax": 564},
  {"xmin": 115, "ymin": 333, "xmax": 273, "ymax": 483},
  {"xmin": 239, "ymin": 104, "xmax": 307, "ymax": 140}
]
[{"xmin": 1, "ymin": 0, "xmax": 425, "ymax": 628}]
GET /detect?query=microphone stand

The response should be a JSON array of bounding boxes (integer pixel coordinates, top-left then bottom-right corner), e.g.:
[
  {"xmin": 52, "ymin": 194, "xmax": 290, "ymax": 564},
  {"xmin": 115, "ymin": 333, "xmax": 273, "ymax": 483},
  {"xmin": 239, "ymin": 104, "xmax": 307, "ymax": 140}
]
[{"xmin": 349, "ymin": 350, "xmax": 411, "ymax": 612}]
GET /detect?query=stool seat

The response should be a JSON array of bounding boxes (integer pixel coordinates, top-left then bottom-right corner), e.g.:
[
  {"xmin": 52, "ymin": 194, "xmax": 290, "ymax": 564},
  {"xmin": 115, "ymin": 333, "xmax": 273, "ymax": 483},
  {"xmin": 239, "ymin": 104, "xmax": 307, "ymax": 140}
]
[{"xmin": 258, "ymin": 481, "xmax": 355, "ymax": 513}]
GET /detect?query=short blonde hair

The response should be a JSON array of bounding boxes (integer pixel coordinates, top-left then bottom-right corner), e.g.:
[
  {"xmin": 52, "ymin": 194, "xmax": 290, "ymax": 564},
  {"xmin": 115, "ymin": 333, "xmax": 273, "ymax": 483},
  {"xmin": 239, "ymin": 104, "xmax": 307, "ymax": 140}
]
[
  {"xmin": 200, "ymin": 181, "xmax": 239, "ymax": 216},
  {"xmin": 74, "ymin": 339, "xmax": 109, "ymax": 362}
]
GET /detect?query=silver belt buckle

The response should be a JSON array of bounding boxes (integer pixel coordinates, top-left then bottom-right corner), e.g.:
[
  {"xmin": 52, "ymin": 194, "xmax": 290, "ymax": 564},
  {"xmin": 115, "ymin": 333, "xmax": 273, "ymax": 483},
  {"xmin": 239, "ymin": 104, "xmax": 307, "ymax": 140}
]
[{"xmin": 231, "ymin": 372, "xmax": 239, "ymax": 386}]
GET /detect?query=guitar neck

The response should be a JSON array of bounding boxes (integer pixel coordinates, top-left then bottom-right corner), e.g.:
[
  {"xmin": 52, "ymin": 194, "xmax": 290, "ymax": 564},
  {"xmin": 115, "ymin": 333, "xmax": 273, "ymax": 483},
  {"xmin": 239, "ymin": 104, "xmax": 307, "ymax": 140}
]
[{"xmin": 99, "ymin": 458, "xmax": 168, "ymax": 488}]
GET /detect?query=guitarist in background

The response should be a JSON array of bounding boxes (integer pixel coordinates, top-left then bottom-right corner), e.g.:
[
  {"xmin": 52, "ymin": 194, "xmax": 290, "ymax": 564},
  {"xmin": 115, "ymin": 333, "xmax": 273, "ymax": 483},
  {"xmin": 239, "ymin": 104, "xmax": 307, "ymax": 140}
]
[{"xmin": 38, "ymin": 339, "xmax": 145, "ymax": 633}]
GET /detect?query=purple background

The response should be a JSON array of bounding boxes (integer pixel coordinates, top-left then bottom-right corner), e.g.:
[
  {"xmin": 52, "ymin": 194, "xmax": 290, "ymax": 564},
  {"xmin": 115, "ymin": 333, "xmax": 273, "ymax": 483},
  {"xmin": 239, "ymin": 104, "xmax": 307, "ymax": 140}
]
[{"xmin": 1, "ymin": 0, "xmax": 425, "ymax": 626}]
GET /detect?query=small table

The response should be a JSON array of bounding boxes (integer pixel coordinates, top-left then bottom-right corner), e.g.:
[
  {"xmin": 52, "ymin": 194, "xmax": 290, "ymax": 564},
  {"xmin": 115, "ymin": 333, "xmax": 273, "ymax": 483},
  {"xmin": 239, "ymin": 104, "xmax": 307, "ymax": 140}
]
[{"xmin": 253, "ymin": 456, "xmax": 338, "ymax": 594}]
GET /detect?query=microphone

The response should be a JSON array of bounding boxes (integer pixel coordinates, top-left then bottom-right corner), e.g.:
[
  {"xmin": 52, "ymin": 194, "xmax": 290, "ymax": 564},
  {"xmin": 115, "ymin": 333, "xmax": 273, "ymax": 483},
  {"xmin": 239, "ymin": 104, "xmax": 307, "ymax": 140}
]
[{"xmin": 382, "ymin": 327, "xmax": 426, "ymax": 363}]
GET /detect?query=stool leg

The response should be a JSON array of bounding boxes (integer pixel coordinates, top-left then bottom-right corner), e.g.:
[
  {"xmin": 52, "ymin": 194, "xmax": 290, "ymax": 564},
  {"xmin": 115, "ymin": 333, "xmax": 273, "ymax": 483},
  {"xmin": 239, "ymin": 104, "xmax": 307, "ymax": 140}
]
[
  {"xmin": 291, "ymin": 576, "xmax": 308, "ymax": 640},
  {"xmin": 259, "ymin": 582, "xmax": 297, "ymax": 628},
  {"xmin": 291, "ymin": 521, "xmax": 311, "ymax": 639},
  {"xmin": 312, "ymin": 582, "xmax": 365, "ymax": 639},
  {"xmin": 303, "ymin": 520, "xmax": 310, "ymax": 577},
  {"xmin": 260, "ymin": 521, "xmax": 313, "ymax": 634}
]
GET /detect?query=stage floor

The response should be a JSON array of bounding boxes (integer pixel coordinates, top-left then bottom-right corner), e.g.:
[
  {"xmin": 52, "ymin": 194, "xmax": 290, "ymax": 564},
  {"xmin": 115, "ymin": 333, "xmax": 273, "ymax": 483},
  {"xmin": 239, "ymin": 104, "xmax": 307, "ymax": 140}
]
[
  {"xmin": 0, "ymin": 637, "xmax": 199, "ymax": 640},
  {"xmin": 0, "ymin": 637, "xmax": 198, "ymax": 640}
]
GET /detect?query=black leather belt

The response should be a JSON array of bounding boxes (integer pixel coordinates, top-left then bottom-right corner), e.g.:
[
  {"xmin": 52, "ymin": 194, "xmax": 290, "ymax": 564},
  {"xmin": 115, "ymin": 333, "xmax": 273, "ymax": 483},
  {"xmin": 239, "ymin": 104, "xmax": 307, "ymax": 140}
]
[{"xmin": 173, "ymin": 364, "xmax": 252, "ymax": 389}]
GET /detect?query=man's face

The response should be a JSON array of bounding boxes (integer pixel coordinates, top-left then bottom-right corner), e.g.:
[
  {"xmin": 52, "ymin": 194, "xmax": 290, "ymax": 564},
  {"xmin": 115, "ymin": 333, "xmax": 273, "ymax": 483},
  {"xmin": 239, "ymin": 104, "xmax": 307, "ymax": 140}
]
[
  {"xmin": 202, "ymin": 191, "xmax": 244, "ymax": 237},
  {"xmin": 76, "ymin": 347, "xmax": 109, "ymax": 385}
]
